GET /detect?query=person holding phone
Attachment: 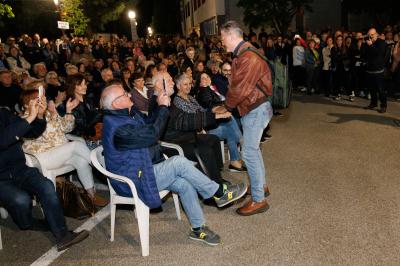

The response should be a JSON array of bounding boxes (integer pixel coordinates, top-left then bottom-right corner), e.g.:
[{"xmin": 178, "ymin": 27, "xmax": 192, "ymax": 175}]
[{"xmin": 0, "ymin": 96, "xmax": 89, "ymax": 251}]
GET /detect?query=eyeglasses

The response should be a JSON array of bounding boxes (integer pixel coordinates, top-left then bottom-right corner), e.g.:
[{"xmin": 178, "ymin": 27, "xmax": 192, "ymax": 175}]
[{"xmin": 112, "ymin": 91, "xmax": 129, "ymax": 103}]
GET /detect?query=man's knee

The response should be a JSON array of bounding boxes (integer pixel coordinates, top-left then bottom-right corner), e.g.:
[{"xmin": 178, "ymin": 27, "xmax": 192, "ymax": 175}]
[
  {"xmin": 9, "ymin": 192, "xmax": 32, "ymax": 211},
  {"xmin": 169, "ymin": 155, "xmax": 191, "ymax": 167}
]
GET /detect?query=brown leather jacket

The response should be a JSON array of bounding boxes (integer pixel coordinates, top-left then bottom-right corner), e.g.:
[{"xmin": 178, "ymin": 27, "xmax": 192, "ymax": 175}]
[{"xmin": 226, "ymin": 41, "xmax": 272, "ymax": 116}]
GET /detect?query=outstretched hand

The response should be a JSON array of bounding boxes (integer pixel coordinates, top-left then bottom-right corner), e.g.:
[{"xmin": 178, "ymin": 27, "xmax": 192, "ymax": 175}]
[{"xmin": 215, "ymin": 111, "xmax": 232, "ymax": 119}]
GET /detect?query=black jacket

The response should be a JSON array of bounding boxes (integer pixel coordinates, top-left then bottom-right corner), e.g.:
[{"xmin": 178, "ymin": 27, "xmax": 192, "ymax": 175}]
[
  {"xmin": 0, "ymin": 107, "xmax": 46, "ymax": 180},
  {"xmin": 365, "ymin": 39, "xmax": 387, "ymax": 72},
  {"xmin": 163, "ymin": 98, "xmax": 216, "ymax": 144},
  {"xmin": 58, "ymin": 100, "xmax": 102, "ymax": 137}
]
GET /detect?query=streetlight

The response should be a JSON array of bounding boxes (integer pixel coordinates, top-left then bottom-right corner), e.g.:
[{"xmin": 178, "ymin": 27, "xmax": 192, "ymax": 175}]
[
  {"xmin": 128, "ymin": 10, "xmax": 138, "ymax": 41},
  {"xmin": 148, "ymin": 27, "xmax": 153, "ymax": 37}
]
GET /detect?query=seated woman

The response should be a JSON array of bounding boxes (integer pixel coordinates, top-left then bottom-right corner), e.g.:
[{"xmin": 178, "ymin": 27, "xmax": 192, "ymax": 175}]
[
  {"xmin": 6, "ymin": 46, "xmax": 31, "ymax": 75},
  {"xmin": 58, "ymin": 73, "xmax": 103, "ymax": 149},
  {"xmin": 196, "ymin": 72, "xmax": 246, "ymax": 172},
  {"xmin": 163, "ymin": 73, "xmax": 231, "ymax": 184},
  {"xmin": 21, "ymin": 82, "xmax": 108, "ymax": 207},
  {"xmin": 45, "ymin": 71, "xmax": 65, "ymax": 104},
  {"xmin": 129, "ymin": 72, "xmax": 154, "ymax": 115}
]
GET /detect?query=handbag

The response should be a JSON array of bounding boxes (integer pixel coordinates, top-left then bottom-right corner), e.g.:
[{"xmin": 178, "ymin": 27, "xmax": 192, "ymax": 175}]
[{"xmin": 56, "ymin": 177, "xmax": 97, "ymax": 220}]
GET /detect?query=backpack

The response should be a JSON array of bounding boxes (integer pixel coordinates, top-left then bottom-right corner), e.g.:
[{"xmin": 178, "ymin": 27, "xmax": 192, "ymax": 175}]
[{"xmin": 237, "ymin": 46, "xmax": 276, "ymax": 85}]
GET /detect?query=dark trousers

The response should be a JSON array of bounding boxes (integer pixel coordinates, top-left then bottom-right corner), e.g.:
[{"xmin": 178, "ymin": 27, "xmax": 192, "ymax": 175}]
[
  {"xmin": 163, "ymin": 134, "xmax": 224, "ymax": 184},
  {"xmin": 322, "ymin": 70, "xmax": 333, "ymax": 96},
  {"xmin": 293, "ymin": 65, "xmax": 305, "ymax": 88},
  {"xmin": 367, "ymin": 72, "xmax": 387, "ymax": 107},
  {"xmin": 0, "ymin": 167, "xmax": 68, "ymax": 241}
]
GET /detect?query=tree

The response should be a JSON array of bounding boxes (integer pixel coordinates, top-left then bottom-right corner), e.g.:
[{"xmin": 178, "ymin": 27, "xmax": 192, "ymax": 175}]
[
  {"xmin": 237, "ymin": 0, "xmax": 313, "ymax": 35},
  {"xmin": 83, "ymin": 0, "xmax": 132, "ymax": 33},
  {"xmin": 62, "ymin": 0, "xmax": 90, "ymax": 36},
  {"xmin": 0, "ymin": 1, "xmax": 14, "ymax": 18}
]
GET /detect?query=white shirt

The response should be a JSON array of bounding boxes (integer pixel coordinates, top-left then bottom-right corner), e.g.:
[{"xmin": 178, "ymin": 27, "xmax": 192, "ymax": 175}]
[{"xmin": 293, "ymin": 46, "xmax": 305, "ymax": 66}]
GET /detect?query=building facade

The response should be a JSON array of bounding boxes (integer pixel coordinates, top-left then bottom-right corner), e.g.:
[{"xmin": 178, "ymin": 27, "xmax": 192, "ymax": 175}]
[{"xmin": 180, "ymin": 0, "xmax": 342, "ymax": 37}]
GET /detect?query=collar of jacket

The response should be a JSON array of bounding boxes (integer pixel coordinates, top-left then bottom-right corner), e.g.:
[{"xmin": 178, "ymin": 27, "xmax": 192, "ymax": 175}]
[
  {"xmin": 232, "ymin": 40, "xmax": 246, "ymax": 58},
  {"xmin": 102, "ymin": 108, "xmax": 139, "ymax": 117}
]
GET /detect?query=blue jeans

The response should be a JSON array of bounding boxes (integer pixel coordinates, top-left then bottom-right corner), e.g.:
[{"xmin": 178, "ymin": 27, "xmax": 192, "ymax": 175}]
[
  {"xmin": 0, "ymin": 167, "xmax": 68, "ymax": 241},
  {"xmin": 241, "ymin": 101, "xmax": 273, "ymax": 202},
  {"xmin": 208, "ymin": 118, "xmax": 242, "ymax": 161},
  {"xmin": 153, "ymin": 156, "xmax": 219, "ymax": 228}
]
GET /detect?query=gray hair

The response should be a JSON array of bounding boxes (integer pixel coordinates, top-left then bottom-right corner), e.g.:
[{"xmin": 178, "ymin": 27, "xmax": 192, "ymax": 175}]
[
  {"xmin": 220, "ymin": 20, "xmax": 243, "ymax": 38},
  {"xmin": 100, "ymin": 84, "xmax": 121, "ymax": 110},
  {"xmin": 174, "ymin": 73, "xmax": 189, "ymax": 88}
]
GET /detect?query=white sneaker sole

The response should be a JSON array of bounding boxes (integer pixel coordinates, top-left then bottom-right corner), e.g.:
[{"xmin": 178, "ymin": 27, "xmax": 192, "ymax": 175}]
[{"xmin": 189, "ymin": 236, "xmax": 220, "ymax": 246}]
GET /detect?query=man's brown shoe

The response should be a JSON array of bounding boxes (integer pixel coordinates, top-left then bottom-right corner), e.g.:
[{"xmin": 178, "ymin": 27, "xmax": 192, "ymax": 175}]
[
  {"xmin": 236, "ymin": 199, "xmax": 269, "ymax": 216},
  {"xmin": 246, "ymin": 186, "xmax": 270, "ymax": 197},
  {"xmin": 91, "ymin": 194, "xmax": 109, "ymax": 207}
]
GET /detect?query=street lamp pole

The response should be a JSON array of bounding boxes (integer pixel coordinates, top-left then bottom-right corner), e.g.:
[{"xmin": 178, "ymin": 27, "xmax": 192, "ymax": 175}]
[{"xmin": 128, "ymin": 10, "xmax": 138, "ymax": 41}]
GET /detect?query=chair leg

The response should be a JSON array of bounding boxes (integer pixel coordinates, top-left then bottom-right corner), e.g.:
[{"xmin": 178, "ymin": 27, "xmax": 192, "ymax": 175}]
[
  {"xmin": 136, "ymin": 201, "xmax": 150, "ymax": 257},
  {"xmin": 172, "ymin": 193, "xmax": 181, "ymax": 220},
  {"xmin": 110, "ymin": 203, "xmax": 116, "ymax": 242}
]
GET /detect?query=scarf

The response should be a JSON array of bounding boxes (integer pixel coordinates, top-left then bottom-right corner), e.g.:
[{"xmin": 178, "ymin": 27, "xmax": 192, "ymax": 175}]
[{"xmin": 173, "ymin": 95, "xmax": 205, "ymax": 114}]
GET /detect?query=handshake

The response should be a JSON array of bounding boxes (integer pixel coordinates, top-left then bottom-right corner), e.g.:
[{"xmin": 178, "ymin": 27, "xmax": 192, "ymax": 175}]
[{"xmin": 212, "ymin": 105, "xmax": 232, "ymax": 119}]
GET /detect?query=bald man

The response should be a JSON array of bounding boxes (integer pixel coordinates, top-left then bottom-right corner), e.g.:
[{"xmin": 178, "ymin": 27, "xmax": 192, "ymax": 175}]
[
  {"xmin": 364, "ymin": 28, "xmax": 388, "ymax": 113},
  {"xmin": 100, "ymin": 84, "xmax": 247, "ymax": 246}
]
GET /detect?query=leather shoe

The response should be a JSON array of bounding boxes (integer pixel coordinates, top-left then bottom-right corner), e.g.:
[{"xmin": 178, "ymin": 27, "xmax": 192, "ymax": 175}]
[
  {"xmin": 236, "ymin": 199, "xmax": 269, "ymax": 216},
  {"xmin": 378, "ymin": 107, "xmax": 387, "ymax": 113},
  {"xmin": 91, "ymin": 194, "xmax": 109, "ymax": 207},
  {"xmin": 57, "ymin": 230, "xmax": 89, "ymax": 252},
  {"xmin": 364, "ymin": 104, "xmax": 377, "ymax": 110},
  {"xmin": 246, "ymin": 185, "xmax": 270, "ymax": 197}
]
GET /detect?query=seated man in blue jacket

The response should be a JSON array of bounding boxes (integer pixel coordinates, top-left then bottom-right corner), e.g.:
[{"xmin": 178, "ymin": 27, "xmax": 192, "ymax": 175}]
[
  {"xmin": 100, "ymin": 83, "xmax": 247, "ymax": 246},
  {"xmin": 0, "ymin": 101, "xmax": 88, "ymax": 251}
]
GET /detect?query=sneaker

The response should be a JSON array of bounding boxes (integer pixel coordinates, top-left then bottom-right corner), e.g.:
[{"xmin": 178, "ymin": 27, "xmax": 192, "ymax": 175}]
[
  {"xmin": 228, "ymin": 164, "xmax": 247, "ymax": 173},
  {"xmin": 367, "ymin": 93, "xmax": 371, "ymax": 100},
  {"xmin": 57, "ymin": 230, "xmax": 89, "ymax": 252},
  {"xmin": 359, "ymin": 91, "xmax": 366, "ymax": 98},
  {"xmin": 349, "ymin": 96, "xmax": 354, "ymax": 102},
  {"xmin": 214, "ymin": 183, "xmax": 247, "ymax": 208},
  {"xmin": 334, "ymin": 95, "xmax": 341, "ymax": 101},
  {"xmin": 300, "ymin": 87, "xmax": 307, "ymax": 92},
  {"xmin": 189, "ymin": 225, "xmax": 221, "ymax": 246}
]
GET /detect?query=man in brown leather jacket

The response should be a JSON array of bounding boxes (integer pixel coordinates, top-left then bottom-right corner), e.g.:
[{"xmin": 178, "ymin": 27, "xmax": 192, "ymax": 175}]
[{"xmin": 221, "ymin": 21, "xmax": 274, "ymax": 216}]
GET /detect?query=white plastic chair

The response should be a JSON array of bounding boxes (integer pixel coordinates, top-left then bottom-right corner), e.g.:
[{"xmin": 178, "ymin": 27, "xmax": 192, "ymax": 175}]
[{"xmin": 90, "ymin": 144, "xmax": 182, "ymax": 257}]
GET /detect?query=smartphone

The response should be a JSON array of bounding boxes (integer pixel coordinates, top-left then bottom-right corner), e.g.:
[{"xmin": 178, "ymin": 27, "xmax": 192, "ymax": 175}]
[
  {"xmin": 38, "ymin": 85, "xmax": 44, "ymax": 99},
  {"xmin": 162, "ymin": 78, "xmax": 167, "ymax": 94}
]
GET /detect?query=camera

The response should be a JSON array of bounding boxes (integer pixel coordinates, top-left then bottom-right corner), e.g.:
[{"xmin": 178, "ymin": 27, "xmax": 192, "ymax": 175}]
[{"xmin": 364, "ymin": 35, "xmax": 371, "ymax": 42}]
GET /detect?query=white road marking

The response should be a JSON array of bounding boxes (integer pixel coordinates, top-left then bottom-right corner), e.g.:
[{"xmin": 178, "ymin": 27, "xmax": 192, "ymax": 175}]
[{"xmin": 30, "ymin": 205, "xmax": 110, "ymax": 266}]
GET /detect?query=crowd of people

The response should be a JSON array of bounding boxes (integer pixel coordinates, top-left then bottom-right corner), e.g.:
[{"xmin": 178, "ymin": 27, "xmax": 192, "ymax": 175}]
[{"xmin": 1, "ymin": 20, "xmax": 400, "ymax": 250}]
